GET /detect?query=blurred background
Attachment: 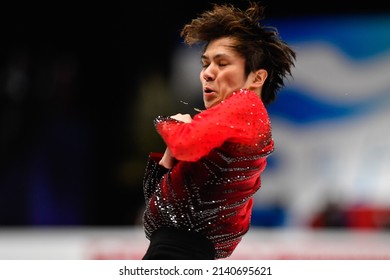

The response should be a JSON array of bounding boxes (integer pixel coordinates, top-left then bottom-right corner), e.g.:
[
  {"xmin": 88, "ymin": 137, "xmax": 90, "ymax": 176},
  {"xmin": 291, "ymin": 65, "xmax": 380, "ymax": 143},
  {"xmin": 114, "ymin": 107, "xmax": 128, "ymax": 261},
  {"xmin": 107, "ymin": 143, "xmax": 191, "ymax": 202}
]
[{"xmin": 0, "ymin": 1, "xmax": 390, "ymax": 259}]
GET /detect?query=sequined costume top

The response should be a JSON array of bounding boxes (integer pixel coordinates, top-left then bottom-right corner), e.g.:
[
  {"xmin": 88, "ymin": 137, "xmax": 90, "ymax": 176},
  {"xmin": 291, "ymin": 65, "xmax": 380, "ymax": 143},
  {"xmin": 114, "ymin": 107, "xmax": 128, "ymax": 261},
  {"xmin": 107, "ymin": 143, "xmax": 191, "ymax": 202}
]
[{"xmin": 143, "ymin": 89, "xmax": 274, "ymax": 259}]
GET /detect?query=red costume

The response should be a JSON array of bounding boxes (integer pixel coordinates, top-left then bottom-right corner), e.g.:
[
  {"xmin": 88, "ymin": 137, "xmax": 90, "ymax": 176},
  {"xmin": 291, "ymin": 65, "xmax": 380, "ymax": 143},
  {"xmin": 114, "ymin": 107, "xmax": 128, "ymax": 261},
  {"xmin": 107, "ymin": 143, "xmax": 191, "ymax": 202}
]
[{"xmin": 143, "ymin": 89, "xmax": 274, "ymax": 259}]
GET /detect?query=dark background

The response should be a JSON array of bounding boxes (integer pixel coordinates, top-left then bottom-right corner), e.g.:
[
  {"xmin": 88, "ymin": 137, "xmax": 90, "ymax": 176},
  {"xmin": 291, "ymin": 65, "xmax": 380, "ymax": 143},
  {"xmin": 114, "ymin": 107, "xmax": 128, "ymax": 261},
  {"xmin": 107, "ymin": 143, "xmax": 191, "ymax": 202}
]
[{"xmin": 1, "ymin": 1, "xmax": 389, "ymax": 226}]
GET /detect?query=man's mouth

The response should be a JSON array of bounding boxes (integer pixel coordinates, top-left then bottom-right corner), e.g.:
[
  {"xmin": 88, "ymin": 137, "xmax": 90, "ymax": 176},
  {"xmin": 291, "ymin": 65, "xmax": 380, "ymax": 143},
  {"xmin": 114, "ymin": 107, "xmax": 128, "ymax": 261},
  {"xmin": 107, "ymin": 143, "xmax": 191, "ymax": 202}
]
[{"xmin": 203, "ymin": 87, "xmax": 215, "ymax": 95}]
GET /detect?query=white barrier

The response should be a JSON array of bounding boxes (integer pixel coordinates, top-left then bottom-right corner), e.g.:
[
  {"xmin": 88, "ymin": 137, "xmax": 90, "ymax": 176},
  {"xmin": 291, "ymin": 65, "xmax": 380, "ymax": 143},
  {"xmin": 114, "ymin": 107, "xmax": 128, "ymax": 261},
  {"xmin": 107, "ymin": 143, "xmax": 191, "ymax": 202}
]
[{"xmin": 1, "ymin": 226, "xmax": 389, "ymax": 260}]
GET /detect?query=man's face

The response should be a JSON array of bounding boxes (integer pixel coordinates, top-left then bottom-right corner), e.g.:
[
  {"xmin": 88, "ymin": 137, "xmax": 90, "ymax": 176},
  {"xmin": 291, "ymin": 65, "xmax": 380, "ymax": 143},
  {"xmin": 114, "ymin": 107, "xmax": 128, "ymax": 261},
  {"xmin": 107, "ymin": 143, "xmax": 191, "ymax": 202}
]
[{"xmin": 200, "ymin": 37, "xmax": 253, "ymax": 109}]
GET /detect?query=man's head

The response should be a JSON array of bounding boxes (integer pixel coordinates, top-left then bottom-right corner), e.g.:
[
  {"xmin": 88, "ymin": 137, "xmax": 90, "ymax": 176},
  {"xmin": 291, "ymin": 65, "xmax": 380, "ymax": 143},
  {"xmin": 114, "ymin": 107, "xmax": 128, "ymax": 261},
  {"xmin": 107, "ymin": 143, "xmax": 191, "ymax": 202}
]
[{"xmin": 181, "ymin": 1, "xmax": 296, "ymax": 106}]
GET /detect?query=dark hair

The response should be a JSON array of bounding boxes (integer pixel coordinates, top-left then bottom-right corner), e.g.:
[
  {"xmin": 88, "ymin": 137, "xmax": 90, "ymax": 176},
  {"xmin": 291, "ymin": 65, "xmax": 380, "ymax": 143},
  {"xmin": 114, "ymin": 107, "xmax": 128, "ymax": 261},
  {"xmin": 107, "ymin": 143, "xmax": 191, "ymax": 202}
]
[{"xmin": 180, "ymin": 1, "xmax": 296, "ymax": 105}]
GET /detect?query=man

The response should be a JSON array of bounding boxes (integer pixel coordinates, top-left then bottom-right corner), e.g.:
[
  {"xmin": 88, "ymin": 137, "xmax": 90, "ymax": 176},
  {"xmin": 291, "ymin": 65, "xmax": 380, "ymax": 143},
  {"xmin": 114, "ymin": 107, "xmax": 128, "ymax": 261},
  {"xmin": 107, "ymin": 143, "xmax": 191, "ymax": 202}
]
[{"xmin": 142, "ymin": 1, "xmax": 296, "ymax": 260}]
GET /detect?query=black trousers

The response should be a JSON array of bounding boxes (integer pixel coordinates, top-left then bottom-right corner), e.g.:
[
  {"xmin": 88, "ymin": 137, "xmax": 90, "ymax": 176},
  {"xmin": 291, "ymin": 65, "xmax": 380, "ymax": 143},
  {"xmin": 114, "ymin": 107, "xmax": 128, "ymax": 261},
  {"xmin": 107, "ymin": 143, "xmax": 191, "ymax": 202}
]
[{"xmin": 142, "ymin": 227, "xmax": 215, "ymax": 260}]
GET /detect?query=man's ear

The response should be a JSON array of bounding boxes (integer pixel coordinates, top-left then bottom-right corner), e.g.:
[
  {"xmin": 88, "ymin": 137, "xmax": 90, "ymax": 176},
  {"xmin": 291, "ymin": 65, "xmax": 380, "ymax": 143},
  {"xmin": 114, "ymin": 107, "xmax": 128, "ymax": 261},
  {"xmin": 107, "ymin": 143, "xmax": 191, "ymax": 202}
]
[{"xmin": 252, "ymin": 69, "xmax": 268, "ymax": 88}]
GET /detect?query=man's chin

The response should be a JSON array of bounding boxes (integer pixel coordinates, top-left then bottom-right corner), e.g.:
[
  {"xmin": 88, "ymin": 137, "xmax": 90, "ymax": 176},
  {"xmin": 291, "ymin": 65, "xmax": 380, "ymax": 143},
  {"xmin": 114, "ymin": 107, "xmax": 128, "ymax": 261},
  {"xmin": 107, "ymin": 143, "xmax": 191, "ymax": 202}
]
[{"xmin": 203, "ymin": 98, "xmax": 219, "ymax": 109}]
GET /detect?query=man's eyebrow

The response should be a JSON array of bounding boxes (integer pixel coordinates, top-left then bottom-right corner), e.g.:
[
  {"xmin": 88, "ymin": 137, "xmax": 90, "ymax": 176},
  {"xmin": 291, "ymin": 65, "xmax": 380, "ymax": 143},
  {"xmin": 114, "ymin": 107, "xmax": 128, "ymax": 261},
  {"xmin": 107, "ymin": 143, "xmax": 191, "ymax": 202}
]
[{"xmin": 201, "ymin": 53, "xmax": 229, "ymax": 60}]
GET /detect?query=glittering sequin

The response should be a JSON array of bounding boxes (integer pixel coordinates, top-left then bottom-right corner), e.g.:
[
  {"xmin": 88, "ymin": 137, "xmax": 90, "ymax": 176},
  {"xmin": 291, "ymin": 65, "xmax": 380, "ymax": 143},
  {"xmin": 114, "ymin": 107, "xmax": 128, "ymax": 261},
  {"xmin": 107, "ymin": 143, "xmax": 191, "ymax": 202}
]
[{"xmin": 143, "ymin": 89, "xmax": 274, "ymax": 259}]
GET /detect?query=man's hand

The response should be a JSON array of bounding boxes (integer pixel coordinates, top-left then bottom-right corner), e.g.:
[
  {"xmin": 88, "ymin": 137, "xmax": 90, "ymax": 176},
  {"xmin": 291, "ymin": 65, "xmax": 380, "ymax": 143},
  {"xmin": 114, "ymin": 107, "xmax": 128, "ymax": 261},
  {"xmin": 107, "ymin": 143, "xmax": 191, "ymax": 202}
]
[
  {"xmin": 158, "ymin": 113, "xmax": 193, "ymax": 168},
  {"xmin": 171, "ymin": 113, "xmax": 192, "ymax": 123},
  {"xmin": 159, "ymin": 147, "xmax": 175, "ymax": 168}
]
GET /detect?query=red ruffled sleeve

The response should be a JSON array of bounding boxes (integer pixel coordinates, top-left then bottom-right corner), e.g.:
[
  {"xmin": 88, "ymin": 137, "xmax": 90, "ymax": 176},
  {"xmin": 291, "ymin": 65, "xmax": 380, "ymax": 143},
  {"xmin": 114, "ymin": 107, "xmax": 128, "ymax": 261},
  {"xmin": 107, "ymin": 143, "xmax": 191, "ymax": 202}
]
[{"xmin": 154, "ymin": 89, "xmax": 272, "ymax": 162}]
